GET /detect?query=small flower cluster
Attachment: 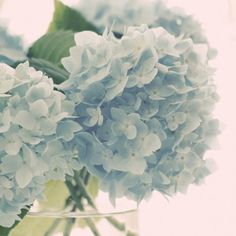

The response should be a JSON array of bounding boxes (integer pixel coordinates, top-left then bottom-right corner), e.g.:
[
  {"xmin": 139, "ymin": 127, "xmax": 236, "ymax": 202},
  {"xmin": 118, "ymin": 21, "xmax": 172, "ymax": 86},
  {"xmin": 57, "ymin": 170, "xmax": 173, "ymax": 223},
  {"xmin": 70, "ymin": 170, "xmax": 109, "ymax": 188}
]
[
  {"xmin": 59, "ymin": 25, "xmax": 219, "ymax": 203},
  {"xmin": 0, "ymin": 23, "xmax": 26, "ymax": 64},
  {"xmin": 77, "ymin": 0, "xmax": 207, "ymax": 43},
  {"xmin": 0, "ymin": 62, "xmax": 81, "ymax": 227},
  {"xmin": 78, "ymin": 0, "xmax": 156, "ymax": 34}
]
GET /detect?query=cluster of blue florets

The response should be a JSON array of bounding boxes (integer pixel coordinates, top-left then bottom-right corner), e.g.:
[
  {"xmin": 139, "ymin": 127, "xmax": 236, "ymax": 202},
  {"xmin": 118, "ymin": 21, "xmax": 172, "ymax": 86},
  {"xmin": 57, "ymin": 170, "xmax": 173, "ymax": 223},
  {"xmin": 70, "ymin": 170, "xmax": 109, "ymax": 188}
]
[
  {"xmin": 0, "ymin": 23, "xmax": 26, "ymax": 64},
  {"xmin": 0, "ymin": 0, "xmax": 219, "ymax": 227},
  {"xmin": 78, "ymin": 0, "xmax": 209, "ymax": 43},
  {"xmin": 0, "ymin": 62, "xmax": 81, "ymax": 227},
  {"xmin": 59, "ymin": 24, "xmax": 219, "ymax": 203}
]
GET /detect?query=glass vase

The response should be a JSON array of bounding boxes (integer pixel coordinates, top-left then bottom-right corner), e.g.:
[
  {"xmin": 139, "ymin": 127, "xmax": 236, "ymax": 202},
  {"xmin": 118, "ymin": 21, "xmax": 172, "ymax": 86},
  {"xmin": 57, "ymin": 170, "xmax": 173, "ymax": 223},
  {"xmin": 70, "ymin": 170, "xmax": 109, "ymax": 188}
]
[
  {"xmin": 9, "ymin": 173, "xmax": 139, "ymax": 236},
  {"xmin": 26, "ymin": 205, "xmax": 138, "ymax": 236}
]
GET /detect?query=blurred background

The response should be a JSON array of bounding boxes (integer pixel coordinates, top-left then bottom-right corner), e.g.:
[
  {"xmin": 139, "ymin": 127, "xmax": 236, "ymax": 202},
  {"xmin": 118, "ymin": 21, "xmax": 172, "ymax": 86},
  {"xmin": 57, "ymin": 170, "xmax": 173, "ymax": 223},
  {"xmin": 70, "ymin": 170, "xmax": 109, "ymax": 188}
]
[{"xmin": 0, "ymin": 0, "xmax": 236, "ymax": 235}]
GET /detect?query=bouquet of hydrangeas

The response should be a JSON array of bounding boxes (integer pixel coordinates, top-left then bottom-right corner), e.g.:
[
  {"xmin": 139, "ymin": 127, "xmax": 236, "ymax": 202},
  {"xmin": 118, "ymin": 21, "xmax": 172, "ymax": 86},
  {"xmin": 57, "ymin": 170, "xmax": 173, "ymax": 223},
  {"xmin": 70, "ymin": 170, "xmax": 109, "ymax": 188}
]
[{"xmin": 0, "ymin": 0, "xmax": 219, "ymax": 235}]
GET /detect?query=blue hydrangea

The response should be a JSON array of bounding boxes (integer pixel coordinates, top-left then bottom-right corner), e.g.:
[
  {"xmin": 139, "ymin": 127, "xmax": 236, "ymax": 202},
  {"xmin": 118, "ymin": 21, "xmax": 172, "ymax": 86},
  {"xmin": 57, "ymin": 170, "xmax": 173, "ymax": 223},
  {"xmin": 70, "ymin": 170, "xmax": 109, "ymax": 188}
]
[
  {"xmin": 0, "ymin": 23, "xmax": 25, "ymax": 64},
  {"xmin": 59, "ymin": 25, "xmax": 219, "ymax": 204},
  {"xmin": 77, "ymin": 0, "xmax": 207, "ymax": 43},
  {"xmin": 0, "ymin": 62, "xmax": 82, "ymax": 227},
  {"xmin": 77, "ymin": 0, "xmax": 157, "ymax": 34}
]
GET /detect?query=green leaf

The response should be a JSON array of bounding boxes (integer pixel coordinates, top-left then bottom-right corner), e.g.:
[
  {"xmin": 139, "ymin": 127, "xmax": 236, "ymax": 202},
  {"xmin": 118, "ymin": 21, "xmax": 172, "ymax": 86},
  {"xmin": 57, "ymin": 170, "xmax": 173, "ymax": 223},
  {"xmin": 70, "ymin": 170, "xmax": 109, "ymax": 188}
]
[
  {"xmin": 87, "ymin": 176, "xmax": 99, "ymax": 199},
  {"xmin": 48, "ymin": 0, "xmax": 98, "ymax": 33},
  {"xmin": 0, "ymin": 208, "xmax": 29, "ymax": 236},
  {"xmin": 0, "ymin": 55, "xmax": 16, "ymax": 66},
  {"xmin": 28, "ymin": 58, "xmax": 69, "ymax": 84},
  {"xmin": 10, "ymin": 180, "xmax": 70, "ymax": 236},
  {"xmin": 10, "ymin": 217, "xmax": 66, "ymax": 236},
  {"xmin": 9, "ymin": 217, "xmax": 55, "ymax": 236},
  {"xmin": 28, "ymin": 30, "xmax": 75, "ymax": 66},
  {"xmin": 39, "ymin": 180, "xmax": 69, "ymax": 210}
]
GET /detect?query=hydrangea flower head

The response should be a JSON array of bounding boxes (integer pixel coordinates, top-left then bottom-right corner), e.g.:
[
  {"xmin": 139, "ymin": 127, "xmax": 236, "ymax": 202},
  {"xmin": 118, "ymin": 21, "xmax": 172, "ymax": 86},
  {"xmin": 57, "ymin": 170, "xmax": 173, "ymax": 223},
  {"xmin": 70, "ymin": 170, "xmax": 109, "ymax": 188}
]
[
  {"xmin": 77, "ymin": 0, "xmax": 209, "ymax": 44},
  {"xmin": 59, "ymin": 25, "xmax": 219, "ymax": 203},
  {"xmin": 0, "ymin": 62, "xmax": 82, "ymax": 227}
]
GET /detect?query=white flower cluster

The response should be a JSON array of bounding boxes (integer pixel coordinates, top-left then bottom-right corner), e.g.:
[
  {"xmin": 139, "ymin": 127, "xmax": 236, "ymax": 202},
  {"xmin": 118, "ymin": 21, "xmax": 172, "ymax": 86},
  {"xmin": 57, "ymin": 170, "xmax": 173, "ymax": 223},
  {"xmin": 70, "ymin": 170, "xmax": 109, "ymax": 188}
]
[{"xmin": 0, "ymin": 62, "xmax": 81, "ymax": 227}]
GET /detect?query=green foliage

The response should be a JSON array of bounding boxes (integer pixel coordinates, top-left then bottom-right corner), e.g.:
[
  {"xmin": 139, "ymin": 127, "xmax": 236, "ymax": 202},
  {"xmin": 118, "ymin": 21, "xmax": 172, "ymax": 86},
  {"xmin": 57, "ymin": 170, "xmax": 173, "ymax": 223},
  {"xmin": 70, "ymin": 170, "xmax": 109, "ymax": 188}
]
[
  {"xmin": 28, "ymin": 30, "xmax": 75, "ymax": 66},
  {"xmin": 39, "ymin": 180, "xmax": 70, "ymax": 210},
  {"xmin": 0, "ymin": 208, "xmax": 29, "ymax": 236},
  {"xmin": 28, "ymin": 58, "xmax": 69, "ymax": 84},
  {"xmin": 10, "ymin": 217, "xmax": 55, "ymax": 236},
  {"xmin": 48, "ymin": 0, "xmax": 98, "ymax": 33},
  {"xmin": 0, "ymin": 55, "xmax": 15, "ymax": 66},
  {"xmin": 87, "ymin": 176, "xmax": 99, "ymax": 199},
  {"xmin": 76, "ymin": 175, "xmax": 100, "ymax": 229},
  {"xmin": 9, "ymin": 181, "xmax": 69, "ymax": 236}
]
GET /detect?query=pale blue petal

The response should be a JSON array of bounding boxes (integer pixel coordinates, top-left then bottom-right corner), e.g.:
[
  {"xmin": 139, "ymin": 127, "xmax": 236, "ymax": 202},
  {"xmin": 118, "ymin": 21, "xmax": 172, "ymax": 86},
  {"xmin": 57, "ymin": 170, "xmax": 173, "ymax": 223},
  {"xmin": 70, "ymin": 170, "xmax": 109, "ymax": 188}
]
[
  {"xmin": 15, "ymin": 165, "xmax": 33, "ymax": 188},
  {"xmin": 15, "ymin": 111, "xmax": 36, "ymax": 130}
]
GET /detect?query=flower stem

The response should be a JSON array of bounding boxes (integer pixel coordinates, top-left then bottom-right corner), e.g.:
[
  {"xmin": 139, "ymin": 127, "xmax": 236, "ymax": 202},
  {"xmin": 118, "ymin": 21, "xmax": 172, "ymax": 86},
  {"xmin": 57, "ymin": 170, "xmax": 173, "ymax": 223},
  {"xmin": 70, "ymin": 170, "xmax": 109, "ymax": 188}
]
[
  {"xmin": 74, "ymin": 172, "xmax": 96, "ymax": 208},
  {"xmin": 63, "ymin": 218, "xmax": 75, "ymax": 236},
  {"xmin": 126, "ymin": 231, "xmax": 139, "ymax": 236},
  {"xmin": 83, "ymin": 218, "xmax": 100, "ymax": 236},
  {"xmin": 106, "ymin": 216, "xmax": 126, "ymax": 231},
  {"xmin": 65, "ymin": 180, "xmax": 84, "ymax": 210},
  {"xmin": 74, "ymin": 171, "xmax": 138, "ymax": 235},
  {"xmin": 65, "ymin": 179, "xmax": 101, "ymax": 236},
  {"xmin": 44, "ymin": 218, "xmax": 61, "ymax": 236}
]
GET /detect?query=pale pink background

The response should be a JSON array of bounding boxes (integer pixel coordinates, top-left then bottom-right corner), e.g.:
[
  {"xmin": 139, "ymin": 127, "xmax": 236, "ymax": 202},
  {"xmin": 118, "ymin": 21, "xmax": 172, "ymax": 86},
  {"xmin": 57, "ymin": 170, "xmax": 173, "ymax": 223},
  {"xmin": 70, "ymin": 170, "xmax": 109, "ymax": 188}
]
[{"xmin": 1, "ymin": 0, "xmax": 236, "ymax": 235}]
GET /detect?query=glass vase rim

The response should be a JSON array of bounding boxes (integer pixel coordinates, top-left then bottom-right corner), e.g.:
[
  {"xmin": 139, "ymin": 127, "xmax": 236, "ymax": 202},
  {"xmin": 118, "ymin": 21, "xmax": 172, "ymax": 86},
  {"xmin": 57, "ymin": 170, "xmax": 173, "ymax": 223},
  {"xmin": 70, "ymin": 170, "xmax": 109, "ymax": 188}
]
[{"xmin": 28, "ymin": 208, "xmax": 138, "ymax": 219}]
